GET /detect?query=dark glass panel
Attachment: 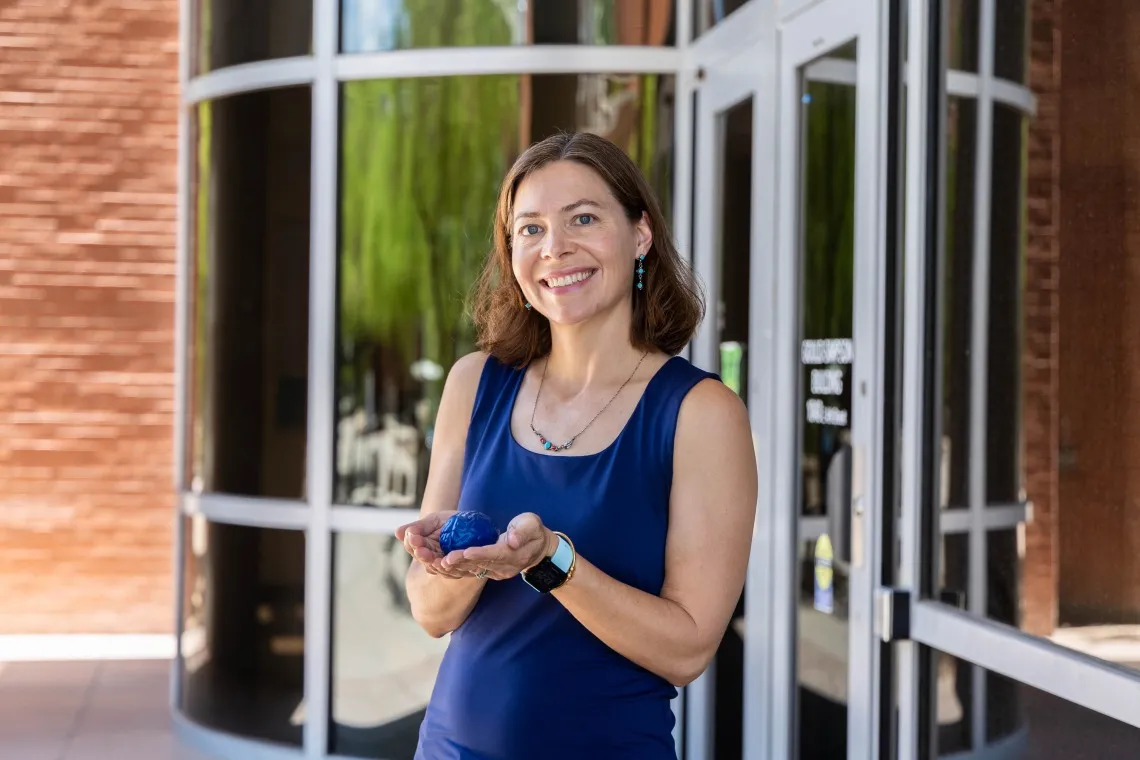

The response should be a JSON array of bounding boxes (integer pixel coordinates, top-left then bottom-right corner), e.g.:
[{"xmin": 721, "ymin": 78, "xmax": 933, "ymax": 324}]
[
  {"xmin": 194, "ymin": 0, "xmax": 312, "ymax": 75},
  {"xmin": 179, "ymin": 517, "xmax": 306, "ymax": 746},
  {"xmin": 186, "ymin": 87, "xmax": 311, "ymax": 500}
]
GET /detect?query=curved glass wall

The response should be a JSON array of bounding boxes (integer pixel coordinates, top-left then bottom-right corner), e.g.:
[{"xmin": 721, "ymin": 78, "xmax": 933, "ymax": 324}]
[
  {"xmin": 193, "ymin": 0, "xmax": 313, "ymax": 75},
  {"xmin": 186, "ymin": 86, "xmax": 312, "ymax": 500},
  {"xmin": 174, "ymin": 0, "xmax": 1140, "ymax": 758},
  {"xmin": 334, "ymin": 72, "xmax": 675, "ymax": 509},
  {"xmin": 340, "ymin": 0, "xmax": 676, "ymax": 53}
]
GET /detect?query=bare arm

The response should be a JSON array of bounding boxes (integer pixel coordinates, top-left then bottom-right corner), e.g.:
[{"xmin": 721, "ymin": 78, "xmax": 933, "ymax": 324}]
[
  {"xmin": 447, "ymin": 379, "xmax": 758, "ymax": 685},
  {"xmin": 395, "ymin": 351, "xmax": 490, "ymax": 638}
]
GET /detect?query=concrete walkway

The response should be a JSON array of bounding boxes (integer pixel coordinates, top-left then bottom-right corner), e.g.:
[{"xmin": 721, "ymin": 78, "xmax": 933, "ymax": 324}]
[{"xmin": 0, "ymin": 658, "xmax": 210, "ymax": 760}]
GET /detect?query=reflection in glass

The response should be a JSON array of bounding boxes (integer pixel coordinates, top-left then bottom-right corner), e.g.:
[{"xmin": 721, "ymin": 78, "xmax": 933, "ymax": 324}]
[
  {"xmin": 947, "ymin": 0, "xmax": 980, "ymax": 73},
  {"xmin": 986, "ymin": 103, "xmax": 1026, "ymax": 506},
  {"xmin": 335, "ymin": 73, "xmax": 675, "ymax": 508},
  {"xmin": 930, "ymin": 650, "xmax": 1140, "ymax": 759},
  {"xmin": 711, "ymin": 96, "xmax": 753, "ymax": 760},
  {"xmin": 341, "ymin": 0, "xmax": 675, "ymax": 53},
  {"xmin": 994, "ymin": 0, "xmax": 1031, "ymax": 84},
  {"xmin": 179, "ymin": 517, "xmax": 306, "ymax": 746},
  {"xmin": 940, "ymin": 96, "xmax": 978, "ymax": 512},
  {"xmin": 795, "ymin": 43, "xmax": 857, "ymax": 760},
  {"xmin": 187, "ymin": 88, "xmax": 312, "ymax": 500},
  {"xmin": 193, "ymin": 0, "xmax": 311, "ymax": 75},
  {"xmin": 693, "ymin": 0, "xmax": 749, "ymax": 39},
  {"xmin": 329, "ymin": 532, "xmax": 450, "ymax": 758},
  {"xmin": 932, "ymin": 103, "xmax": 1027, "ymax": 636}
]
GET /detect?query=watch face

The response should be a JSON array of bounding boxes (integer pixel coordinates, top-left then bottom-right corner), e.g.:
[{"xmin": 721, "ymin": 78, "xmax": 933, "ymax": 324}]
[{"xmin": 523, "ymin": 558, "xmax": 566, "ymax": 593}]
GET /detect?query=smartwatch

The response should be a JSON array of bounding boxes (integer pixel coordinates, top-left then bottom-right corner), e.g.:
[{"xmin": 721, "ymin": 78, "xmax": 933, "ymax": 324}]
[{"xmin": 522, "ymin": 531, "xmax": 576, "ymax": 593}]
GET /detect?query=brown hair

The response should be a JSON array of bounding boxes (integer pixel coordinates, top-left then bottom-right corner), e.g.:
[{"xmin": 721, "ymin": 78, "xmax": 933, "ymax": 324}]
[{"xmin": 469, "ymin": 131, "xmax": 705, "ymax": 367}]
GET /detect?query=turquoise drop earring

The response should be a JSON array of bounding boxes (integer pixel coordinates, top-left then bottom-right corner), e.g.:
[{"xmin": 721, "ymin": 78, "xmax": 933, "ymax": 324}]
[
  {"xmin": 636, "ymin": 254, "xmax": 646, "ymax": 291},
  {"xmin": 524, "ymin": 302, "xmax": 532, "ymax": 310}
]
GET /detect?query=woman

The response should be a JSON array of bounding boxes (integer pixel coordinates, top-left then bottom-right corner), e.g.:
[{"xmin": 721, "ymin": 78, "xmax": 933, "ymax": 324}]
[{"xmin": 396, "ymin": 131, "xmax": 757, "ymax": 759}]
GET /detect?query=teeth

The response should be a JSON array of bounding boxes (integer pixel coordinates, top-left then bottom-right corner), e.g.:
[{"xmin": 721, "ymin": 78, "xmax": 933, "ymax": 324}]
[{"xmin": 545, "ymin": 270, "xmax": 594, "ymax": 288}]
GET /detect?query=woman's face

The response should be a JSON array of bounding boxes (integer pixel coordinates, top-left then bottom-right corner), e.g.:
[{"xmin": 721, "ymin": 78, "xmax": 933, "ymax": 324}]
[{"xmin": 510, "ymin": 160, "xmax": 651, "ymax": 328}]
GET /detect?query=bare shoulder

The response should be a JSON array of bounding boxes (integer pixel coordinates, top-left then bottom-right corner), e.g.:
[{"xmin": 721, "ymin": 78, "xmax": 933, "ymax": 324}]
[
  {"xmin": 435, "ymin": 351, "xmax": 492, "ymax": 428},
  {"xmin": 676, "ymin": 376, "xmax": 751, "ymax": 444},
  {"xmin": 672, "ymin": 376, "xmax": 756, "ymax": 495},
  {"xmin": 446, "ymin": 351, "xmax": 492, "ymax": 393}
]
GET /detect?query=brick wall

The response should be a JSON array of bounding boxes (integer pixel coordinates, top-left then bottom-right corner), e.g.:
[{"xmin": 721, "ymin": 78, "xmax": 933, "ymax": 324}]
[
  {"xmin": 1055, "ymin": 0, "xmax": 1140, "ymax": 624},
  {"xmin": 0, "ymin": 0, "xmax": 179, "ymax": 633},
  {"xmin": 1020, "ymin": 0, "xmax": 1062, "ymax": 636}
]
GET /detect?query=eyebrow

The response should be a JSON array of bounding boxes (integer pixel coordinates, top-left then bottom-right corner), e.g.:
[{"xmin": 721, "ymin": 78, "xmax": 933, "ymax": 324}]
[{"xmin": 513, "ymin": 199, "xmax": 601, "ymax": 224}]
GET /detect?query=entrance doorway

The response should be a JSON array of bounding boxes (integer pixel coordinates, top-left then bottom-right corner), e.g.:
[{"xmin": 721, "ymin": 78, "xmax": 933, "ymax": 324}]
[{"xmin": 685, "ymin": 0, "xmax": 887, "ymax": 758}]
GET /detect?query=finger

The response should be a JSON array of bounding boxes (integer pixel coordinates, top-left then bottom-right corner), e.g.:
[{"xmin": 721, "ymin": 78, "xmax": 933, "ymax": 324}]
[
  {"xmin": 429, "ymin": 558, "xmax": 467, "ymax": 579},
  {"xmin": 461, "ymin": 543, "xmax": 510, "ymax": 564}
]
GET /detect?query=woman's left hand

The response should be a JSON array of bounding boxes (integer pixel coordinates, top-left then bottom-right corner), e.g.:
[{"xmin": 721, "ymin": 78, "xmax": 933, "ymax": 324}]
[{"xmin": 440, "ymin": 512, "xmax": 554, "ymax": 581}]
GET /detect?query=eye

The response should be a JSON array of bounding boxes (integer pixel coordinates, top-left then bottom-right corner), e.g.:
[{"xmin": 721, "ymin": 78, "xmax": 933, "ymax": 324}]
[
  {"xmin": 573, "ymin": 213, "xmax": 596, "ymax": 226},
  {"xmin": 519, "ymin": 223, "xmax": 542, "ymax": 237}
]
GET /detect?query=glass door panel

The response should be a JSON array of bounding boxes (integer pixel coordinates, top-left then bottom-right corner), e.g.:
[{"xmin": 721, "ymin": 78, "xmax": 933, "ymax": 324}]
[
  {"xmin": 796, "ymin": 46, "xmax": 858, "ymax": 759},
  {"xmin": 774, "ymin": 0, "xmax": 884, "ymax": 758},
  {"xmin": 687, "ymin": 49, "xmax": 765, "ymax": 760}
]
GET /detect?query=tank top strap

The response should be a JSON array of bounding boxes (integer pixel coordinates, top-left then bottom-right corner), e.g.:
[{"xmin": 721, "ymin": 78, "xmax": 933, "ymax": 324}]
[{"xmin": 635, "ymin": 356, "xmax": 722, "ymax": 474}]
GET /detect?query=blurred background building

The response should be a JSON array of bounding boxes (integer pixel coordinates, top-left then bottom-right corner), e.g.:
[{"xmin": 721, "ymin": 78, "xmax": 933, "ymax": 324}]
[{"xmin": 2, "ymin": 0, "xmax": 1140, "ymax": 758}]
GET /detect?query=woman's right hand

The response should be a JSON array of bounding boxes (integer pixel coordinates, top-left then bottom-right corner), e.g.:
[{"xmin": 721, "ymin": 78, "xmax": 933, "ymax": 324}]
[{"xmin": 397, "ymin": 511, "xmax": 469, "ymax": 579}]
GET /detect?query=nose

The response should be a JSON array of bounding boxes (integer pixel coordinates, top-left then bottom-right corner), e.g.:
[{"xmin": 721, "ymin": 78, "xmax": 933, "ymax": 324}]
[{"xmin": 540, "ymin": 226, "xmax": 571, "ymax": 259}]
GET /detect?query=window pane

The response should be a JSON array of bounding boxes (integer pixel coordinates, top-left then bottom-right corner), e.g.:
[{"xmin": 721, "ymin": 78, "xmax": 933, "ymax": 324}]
[
  {"xmin": 341, "ymin": 0, "xmax": 675, "ymax": 53},
  {"xmin": 994, "ymin": 0, "xmax": 1030, "ymax": 84},
  {"xmin": 186, "ymin": 88, "xmax": 311, "ymax": 500},
  {"xmin": 334, "ymin": 73, "xmax": 675, "ymax": 508},
  {"xmin": 926, "ymin": 649, "xmax": 1140, "ymax": 758},
  {"xmin": 329, "ymin": 532, "xmax": 449, "ymax": 758},
  {"xmin": 796, "ymin": 43, "xmax": 858, "ymax": 760},
  {"xmin": 179, "ymin": 517, "xmax": 306, "ymax": 746},
  {"xmin": 985, "ymin": 104, "xmax": 1027, "ymax": 505},
  {"xmin": 926, "ymin": 12, "xmax": 1140, "ymax": 685},
  {"xmin": 692, "ymin": 0, "xmax": 749, "ymax": 39},
  {"xmin": 947, "ymin": 0, "xmax": 980, "ymax": 73},
  {"xmin": 710, "ymin": 95, "xmax": 753, "ymax": 760},
  {"xmin": 939, "ymin": 96, "xmax": 978, "ymax": 512},
  {"xmin": 194, "ymin": 0, "xmax": 312, "ymax": 75}
]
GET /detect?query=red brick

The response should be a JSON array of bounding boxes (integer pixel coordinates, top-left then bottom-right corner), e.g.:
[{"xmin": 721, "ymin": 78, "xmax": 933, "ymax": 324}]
[
  {"xmin": 1020, "ymin": 0, "xmax": 1062, "ymax": 637},
  {"xmin": 0, "ymin": 0, "xmax": 178, "ymax": 634}
]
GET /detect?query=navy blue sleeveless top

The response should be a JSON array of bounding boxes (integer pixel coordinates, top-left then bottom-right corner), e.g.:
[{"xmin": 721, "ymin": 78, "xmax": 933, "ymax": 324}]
[{"xmin": 415, "ymin": 354, "xmax": 719, "ymax": 760}]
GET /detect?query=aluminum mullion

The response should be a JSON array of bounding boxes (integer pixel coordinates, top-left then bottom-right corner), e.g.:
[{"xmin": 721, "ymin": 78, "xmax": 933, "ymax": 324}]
[
  {"xmin": 671, "ymin": 0, "xmax": 694, "ymax": 736},
  {"xmin": 171, "ymin": 0, "xmax": 194, "ymax": 716},
  {"xmin": 303, "ymin": 0, "xmax": 339, "ymax": 756},
  {"xmin": 672, "ymin": 67, "xmax": 696, "ymax": 367},
  {"xmin": 184, "ymin": 58, "xmax": 317, "ymax": 105},
  {"xmin": 333, "ymin": 46, "xmax": 681, "ymax": 81},
  {"xmin": 743, "ymin": 11, "xmax": 778, "ymax": 757},
  {"xmin": 967, "ymin": 0, "xmax": 997, "ymax": 751},
  {"xmin": 895, "ymin": 3, "xmax": 928, "ymax": 759},
  {"xmin": 187, "ymin": 493, "xmax": 312, "ymax": 529},
  {"xmin": 683, "ymin": 98, "xmax": 721, "ymax": 760},
  {"xmin": 329, "ymin": 506, "xmax": 421, "ymax": 534}
]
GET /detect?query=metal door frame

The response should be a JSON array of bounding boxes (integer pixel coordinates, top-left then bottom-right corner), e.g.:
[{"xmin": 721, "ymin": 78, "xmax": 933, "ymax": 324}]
[
  {"xmin": 683, "ymin": 4, "xmax": 778, "ymax": 758},
  {"xmin": 770, "ymin": 0, "xmax": 887, "ymax": 758}
]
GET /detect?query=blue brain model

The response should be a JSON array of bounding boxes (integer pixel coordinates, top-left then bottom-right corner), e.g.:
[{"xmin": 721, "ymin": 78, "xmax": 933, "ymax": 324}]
[{"xmin": 439, "ymin": 512, "xmax": 500, "ymax": 554}]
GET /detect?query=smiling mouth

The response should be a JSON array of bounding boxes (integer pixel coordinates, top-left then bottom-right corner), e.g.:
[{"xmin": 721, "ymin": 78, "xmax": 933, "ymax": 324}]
[{"xmin": 542, "ymin": 269, "xmax": 597, "ymax": 289}]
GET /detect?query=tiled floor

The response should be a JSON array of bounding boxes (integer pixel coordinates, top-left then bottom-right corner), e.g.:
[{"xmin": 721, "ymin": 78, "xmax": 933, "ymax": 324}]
[{"xmin": 0, "ymin": 659, "xmax": 213, "ymax": 760}]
